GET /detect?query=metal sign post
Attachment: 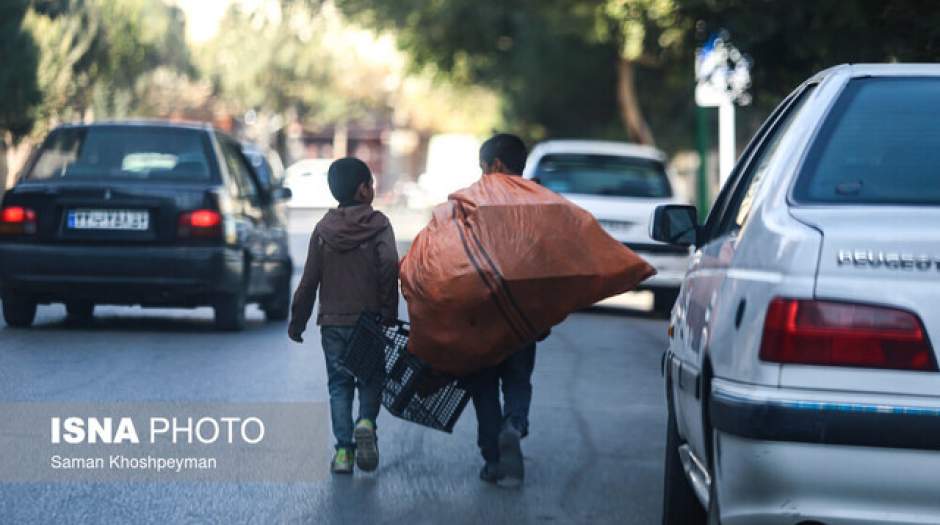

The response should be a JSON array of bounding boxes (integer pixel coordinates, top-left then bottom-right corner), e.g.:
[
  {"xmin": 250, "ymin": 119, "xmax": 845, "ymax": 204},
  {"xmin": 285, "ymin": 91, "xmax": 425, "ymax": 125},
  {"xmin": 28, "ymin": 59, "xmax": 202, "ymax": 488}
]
[{"xmin": 695, "ymin": 33, "xmax": 751, "ymax": 208}]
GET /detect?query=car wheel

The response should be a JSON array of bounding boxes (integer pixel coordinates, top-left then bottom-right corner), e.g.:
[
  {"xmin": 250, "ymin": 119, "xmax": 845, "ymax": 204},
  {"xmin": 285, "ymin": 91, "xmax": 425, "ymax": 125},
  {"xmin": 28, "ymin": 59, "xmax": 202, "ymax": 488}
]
[
  {"xmin": 2, "ymin": 294, "xmax": 37, "ymax": 328},
  {"xmin": 654, "ymin": 289, "xmax": 680, "ymax": 318},
  {"xmin": 662, "ymin": 389, "xmax": 707, "ymax": 525},
  {"xmin": 214, "ymin": 291, "xmax": 246, "ymax": 331},
  {"xmin": 263, "ymin": 272, "xmax": 291, "ymax": 322},
  {"xmin": 65, "ymin": 301, "xmax": 95, "ymax": 322}
]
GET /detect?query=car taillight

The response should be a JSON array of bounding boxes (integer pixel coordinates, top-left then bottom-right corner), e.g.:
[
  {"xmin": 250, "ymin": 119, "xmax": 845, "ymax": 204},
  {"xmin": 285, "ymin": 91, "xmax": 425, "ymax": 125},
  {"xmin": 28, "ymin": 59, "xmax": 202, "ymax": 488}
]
[
  {"xmin": 0, "ymin": 206, "xmax": 37, "ymax": 235},
  {"xmin": 760, "ymin": 298, "xmax": 937, "ymax": 371},
  {"xmin": 178, "ymin": 209, "xmax": 222, "ymax": 239}
]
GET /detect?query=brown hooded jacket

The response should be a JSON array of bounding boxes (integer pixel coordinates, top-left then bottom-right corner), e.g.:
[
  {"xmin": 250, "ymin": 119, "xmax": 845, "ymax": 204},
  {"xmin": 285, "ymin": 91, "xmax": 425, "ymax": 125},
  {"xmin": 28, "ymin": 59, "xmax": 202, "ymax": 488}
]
[{"xmin": 289, "ymin": 205, "xmax": 399, "ymax": 334}]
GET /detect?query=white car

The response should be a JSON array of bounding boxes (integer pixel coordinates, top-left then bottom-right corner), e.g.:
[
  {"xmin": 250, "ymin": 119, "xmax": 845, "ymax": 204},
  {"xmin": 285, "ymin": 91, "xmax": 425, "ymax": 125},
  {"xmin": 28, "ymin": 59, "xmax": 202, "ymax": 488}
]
[
  {"xmin": 284, "ymin": 159, "xmax": 335, "ymax": 208},
  {"xmin": 523, "ymin": 140, "xmax": 689, "ymax": 313},
  {"xmin": 411, "ymin": 134, "xmax": 483, "ymax": 209},
  {"xmin": 655, "ymin": 64, "xmax": 940, "ymax": 524}
]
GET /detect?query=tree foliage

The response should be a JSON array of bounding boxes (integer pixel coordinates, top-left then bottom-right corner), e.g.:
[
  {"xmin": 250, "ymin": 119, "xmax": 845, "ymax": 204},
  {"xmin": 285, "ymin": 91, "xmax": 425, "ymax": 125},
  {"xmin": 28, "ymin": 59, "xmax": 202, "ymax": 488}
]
[
  {"xmin": 199, "ymin": 2, "xmax": 500, "ymax": 134},
  {"xmin": 333, "ymin": 1, "xmax": 624, "ymax": 141},
  {"xmin": 200, "ymin": 3, "xmax": 384, "ymax": 125},
  {"xmin": 8, "ymin": 0, "xmax": 940, "ymax": 153},
  {"xmin": 22, "ymin": 0, "xmax": 194, "ymax": 136},
  {"xmin": 332, "ymin": 0, "xmax": 696, "ymax": 145},
  {"xmin": 679, "ymin": 0, "xmax": 940, "ymax": 114},
  {"xmin": 335, "ymin": 0, "xmax": 940, "ymax": 151},
  {"xmin": 0, "ymin": 0, "xmax": 42, "ymax": 140}
]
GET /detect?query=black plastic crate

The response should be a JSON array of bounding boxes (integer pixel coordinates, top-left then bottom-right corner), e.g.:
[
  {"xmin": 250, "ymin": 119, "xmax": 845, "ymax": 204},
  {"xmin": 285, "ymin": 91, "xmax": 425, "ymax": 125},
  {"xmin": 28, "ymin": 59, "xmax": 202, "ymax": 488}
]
[
  {"xmin": 340, "ymin": 312, "xmax": 470, "ymax": 433},
  {"xmin": 339, "ymin": 312, "xmax": 391, "ymax": 386}
]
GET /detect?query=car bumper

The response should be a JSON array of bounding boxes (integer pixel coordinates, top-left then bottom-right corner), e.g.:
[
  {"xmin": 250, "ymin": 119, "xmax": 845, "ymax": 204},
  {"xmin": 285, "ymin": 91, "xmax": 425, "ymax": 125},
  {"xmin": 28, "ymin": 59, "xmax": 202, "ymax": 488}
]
[
  {"xmin": 710, "ymin": 378, "xmax": 940, "ymax": 524},
  {"xmin": 0, "ymin": 242, "xmax": 244, "ymax": 306}
]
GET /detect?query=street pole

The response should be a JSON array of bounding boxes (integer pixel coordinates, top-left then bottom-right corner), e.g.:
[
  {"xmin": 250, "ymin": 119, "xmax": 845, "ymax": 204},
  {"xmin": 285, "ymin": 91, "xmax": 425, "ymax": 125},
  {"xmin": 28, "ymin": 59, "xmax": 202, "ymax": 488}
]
[
  {"xmin": 718, "ymin": 98, "xmax": 735, "ymax": 186},
  {"xmin": 696, "ymin": 105, "xmax": 710, "ymax": 222},
  {"xmin": 695, "ymin": 32, "xmax": 750, "ymax": 218}
]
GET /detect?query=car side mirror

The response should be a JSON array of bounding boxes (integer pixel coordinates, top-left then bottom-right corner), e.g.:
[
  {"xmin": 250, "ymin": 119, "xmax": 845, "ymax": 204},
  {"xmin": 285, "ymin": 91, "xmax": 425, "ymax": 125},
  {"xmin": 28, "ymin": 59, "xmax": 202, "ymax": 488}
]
[
  {"xmin": 270, "ymin": 186, "xmax": 292, "ymax": 202},
  {"xmin": 650, "ymin": 205, "xmax": 699, "ymax": 246}
]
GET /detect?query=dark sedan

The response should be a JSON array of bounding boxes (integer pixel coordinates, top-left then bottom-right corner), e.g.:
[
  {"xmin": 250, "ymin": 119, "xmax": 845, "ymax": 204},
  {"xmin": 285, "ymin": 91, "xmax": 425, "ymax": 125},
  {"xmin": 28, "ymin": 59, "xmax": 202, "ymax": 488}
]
[{"xmin": 0, "ymin": 121, "xmax": 292, "ymax": 330}]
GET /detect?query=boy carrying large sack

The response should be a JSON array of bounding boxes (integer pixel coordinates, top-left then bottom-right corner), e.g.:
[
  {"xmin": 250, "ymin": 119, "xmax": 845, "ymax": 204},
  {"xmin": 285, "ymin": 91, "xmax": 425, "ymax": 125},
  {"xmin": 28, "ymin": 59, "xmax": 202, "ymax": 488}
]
[{"xmin": 401, "ymin": 134, "xmax": 655, "ymax": 487}]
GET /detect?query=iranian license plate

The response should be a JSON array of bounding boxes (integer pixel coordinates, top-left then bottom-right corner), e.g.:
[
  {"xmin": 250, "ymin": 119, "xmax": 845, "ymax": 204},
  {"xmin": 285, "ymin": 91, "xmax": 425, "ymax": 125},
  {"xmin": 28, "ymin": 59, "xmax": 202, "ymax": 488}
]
[
  {"xmin": 598, "ymin": 220, "xmax": 634, "ymax": 235},
  {"xmin": 67, "ymin": 209, "xmax": 149, "ymax": 231}
]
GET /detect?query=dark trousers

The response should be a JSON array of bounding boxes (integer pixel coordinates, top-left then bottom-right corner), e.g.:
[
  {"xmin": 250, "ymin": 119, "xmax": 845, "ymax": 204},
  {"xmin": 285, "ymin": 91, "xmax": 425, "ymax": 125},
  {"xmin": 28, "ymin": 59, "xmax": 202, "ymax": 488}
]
[
  {"xmin": 321, "ymin": 326, "xmax": 382, "ymax": 450},
  {"xmin": 467, "ymin": 343, "xmax": 536, "ymax": 462}
]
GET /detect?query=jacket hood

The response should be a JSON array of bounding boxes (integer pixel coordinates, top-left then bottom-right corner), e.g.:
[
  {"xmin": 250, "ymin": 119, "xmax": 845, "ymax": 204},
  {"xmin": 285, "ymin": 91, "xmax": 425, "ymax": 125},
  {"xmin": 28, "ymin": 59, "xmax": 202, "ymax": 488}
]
[{"xmin": 316, "ymin": 205, "xmax": 390, "ymax": 252}]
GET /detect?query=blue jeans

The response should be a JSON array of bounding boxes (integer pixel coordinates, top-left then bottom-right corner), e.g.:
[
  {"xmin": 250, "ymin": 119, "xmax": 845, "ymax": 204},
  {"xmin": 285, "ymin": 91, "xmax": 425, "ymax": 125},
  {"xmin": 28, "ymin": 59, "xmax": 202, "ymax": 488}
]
[
  {"xmin": 467, "ymin": 343, "xmax": 536, "ymax": 462},
  {"xmin": 321, "ymin": 326, "xmax": 382, "ymax": 450}
]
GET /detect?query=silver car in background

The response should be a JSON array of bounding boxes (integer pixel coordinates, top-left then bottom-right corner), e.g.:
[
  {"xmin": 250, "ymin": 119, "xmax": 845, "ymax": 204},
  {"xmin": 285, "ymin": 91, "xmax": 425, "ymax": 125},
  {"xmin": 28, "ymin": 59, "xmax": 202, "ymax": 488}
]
[
  {"xmin": 523, "ymin": 140, "xmax": 689, "ymax": 313},
  {"xmin": 653, "ymin": 64, "xmax": 940, "ymax": 524}
]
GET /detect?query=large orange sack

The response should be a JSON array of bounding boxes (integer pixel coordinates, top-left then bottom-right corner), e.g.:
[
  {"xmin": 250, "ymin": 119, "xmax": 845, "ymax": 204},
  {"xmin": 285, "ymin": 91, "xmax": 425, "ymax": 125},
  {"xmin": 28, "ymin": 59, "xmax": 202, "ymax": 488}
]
[{"xmin": 400, "ymin": 173, "xmax": 656, "ymax": 377}]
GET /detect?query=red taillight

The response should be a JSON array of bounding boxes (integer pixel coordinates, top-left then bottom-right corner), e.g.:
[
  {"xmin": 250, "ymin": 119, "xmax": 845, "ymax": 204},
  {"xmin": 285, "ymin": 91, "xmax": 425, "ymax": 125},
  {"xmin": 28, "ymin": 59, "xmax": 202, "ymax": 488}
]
[
  {"xmin": 0, "ymin": 206, "xmax": 37, "ymax": 235},
  {"xmin": 188, "ymin": 210, "xmax": 221, "ymax": 228},
  {"xmin": 178, "ymin": 209, "xmax": 222, "ymax": 239},
  {"xmin": 760, "ymin": 298, "xmax": 937, "ymax": 371}
]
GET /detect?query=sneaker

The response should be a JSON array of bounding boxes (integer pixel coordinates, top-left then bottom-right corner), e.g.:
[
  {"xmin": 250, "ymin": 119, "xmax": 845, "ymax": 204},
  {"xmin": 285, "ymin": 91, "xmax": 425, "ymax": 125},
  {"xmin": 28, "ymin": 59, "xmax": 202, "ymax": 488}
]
[
  {"xmin": 354, "ymin": 419, "xmax": 379, "ymax": 472},
  {"xmin": 479, "ymin": 461, "xmax": 503, "ymax": 484},
  {"xmin": 497, "ymin": 425, "xmax": 523, "ymax": 487},
  {"xmin": 331, "ymin": 447, "xmax": 354, "ymax": 474}
]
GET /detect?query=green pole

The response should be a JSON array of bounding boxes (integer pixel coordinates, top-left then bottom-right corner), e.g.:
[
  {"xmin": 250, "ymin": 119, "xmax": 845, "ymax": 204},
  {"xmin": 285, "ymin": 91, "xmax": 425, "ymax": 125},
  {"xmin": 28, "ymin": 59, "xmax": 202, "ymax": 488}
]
[{"xmin": 695, "ymin": 105, "xmax": 710, "ymax": 222}]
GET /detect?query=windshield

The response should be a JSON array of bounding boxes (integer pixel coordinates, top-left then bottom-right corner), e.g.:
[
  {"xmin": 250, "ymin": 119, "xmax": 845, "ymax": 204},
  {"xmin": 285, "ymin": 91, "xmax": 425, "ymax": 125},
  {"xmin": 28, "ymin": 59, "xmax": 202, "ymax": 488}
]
[
  {"xmin": 243, "ymin": 150, "xmax": 273, "ymax": 188},
  {"xmin": 535, "ymin": 153, "xmax": 672, "ymax": 198},
  {"xmin": 794, "ymin": 77, "xmax": 940, "ymax": 205},
  {"xmin": 26, "ymin": 126, "xmax": 215, "ymax": 182}
]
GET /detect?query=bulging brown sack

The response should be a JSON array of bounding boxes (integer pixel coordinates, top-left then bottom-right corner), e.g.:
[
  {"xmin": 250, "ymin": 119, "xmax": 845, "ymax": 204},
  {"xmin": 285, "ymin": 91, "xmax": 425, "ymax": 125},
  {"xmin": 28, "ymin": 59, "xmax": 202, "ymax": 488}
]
[{"xmin": 400, "ymin": 173, "xmax": 656, "ymax": 377}]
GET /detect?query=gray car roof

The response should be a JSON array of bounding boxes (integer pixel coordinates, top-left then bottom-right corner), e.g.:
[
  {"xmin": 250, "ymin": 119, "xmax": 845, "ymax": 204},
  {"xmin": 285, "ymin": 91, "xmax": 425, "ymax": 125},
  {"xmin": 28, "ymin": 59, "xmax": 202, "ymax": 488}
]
[
  {"xmin": 54, "ymin": 119, "xmax": 216, "ymax": 132},
  {"xmin": 810, "ymin": 63, "xmax": 940, "ymax": 84}
]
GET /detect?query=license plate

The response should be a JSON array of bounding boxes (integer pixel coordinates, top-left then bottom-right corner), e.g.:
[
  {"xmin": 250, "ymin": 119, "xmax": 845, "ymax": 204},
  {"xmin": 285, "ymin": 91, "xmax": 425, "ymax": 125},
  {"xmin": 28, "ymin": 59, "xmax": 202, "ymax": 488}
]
[
  {"xmin": 598, "ymin": 219, "xmax": 634, "ymax": 235},
  {"xmin": 67, "ymin": 209, "xmax": 149, "ymax": 231}
]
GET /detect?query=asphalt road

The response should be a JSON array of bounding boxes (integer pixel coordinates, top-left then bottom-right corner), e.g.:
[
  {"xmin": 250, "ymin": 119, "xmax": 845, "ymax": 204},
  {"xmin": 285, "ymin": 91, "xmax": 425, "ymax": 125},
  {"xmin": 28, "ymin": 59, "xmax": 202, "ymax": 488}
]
[{"xmin": 0, "ymin": 209, "xmax": 669, "ymax": 525}]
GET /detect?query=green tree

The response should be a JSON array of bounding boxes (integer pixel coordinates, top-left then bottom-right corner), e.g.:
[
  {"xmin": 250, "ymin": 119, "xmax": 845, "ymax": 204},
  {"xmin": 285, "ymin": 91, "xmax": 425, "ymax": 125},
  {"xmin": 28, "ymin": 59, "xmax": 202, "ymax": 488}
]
[
  {"xmin": 333, "ymin": 0, "xmax": 693, "ymax": 146},
  {"xmin": 2, "ymin": 0, "xmax": 194, "ymax": 189},
  {"xmin": 677, "ymin": 0, "xmax": 940, "ymax": 117},
  {"xmin": 0, "ymin": 0, "xmax": 42, "ymax": 140},
  {"xmin": 25, "ymin": 0, "xmax": 104, "ymax": 128},
  {"xmin": 202, "ymin": 4, "xmax": 345, "ymax": 124},
  {"xmin": 200, "ymin": 2, "xmax": 500, "ymax": 135},
  {"xmin": 88, "ymin": 0, "xmax": 194, "ymax": 118},
  {"xmin": 1, "ymin": 0, "xmax": 51, "ymax": 190},
  {"xmin": 25, "ymin": 0, "xmax": 194, "ymax": 131}
]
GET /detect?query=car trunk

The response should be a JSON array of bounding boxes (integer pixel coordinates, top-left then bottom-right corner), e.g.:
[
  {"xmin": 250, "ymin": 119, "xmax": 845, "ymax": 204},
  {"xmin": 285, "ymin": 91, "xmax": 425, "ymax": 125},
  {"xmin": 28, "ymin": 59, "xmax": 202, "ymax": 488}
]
[
  {"xmin": 787, "ymin": 207, "xmax": 940, "ymax": 397},
  {"xmin": 5, "ymin": 180, "xmax": 218, "ymax": 245}
]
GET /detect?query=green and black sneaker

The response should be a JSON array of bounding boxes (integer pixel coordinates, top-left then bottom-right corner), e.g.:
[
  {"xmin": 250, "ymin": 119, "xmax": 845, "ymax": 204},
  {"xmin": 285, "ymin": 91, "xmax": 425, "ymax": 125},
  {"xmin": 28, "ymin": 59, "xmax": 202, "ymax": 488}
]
[
  {"xmin": 331, "ymin": 447, "xmax": 353, "ymax": 474},
  {"xmin": 354, "ymin": 419, "xmax": 379, "ymax": 472}
]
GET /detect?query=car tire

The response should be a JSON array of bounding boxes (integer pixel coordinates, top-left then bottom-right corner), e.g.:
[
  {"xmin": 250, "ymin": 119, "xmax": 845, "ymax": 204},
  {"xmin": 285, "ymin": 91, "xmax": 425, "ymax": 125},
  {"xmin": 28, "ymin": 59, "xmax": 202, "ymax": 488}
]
[
  {"xmin": 662, "ymin": 390, "xmax": 707, "ymax": 525},
  {"xmin": 263, "ymin": 272, "xmax": 291, "ymax": 322},
  {"xmin": 214, "ymin": 291, "xmax": 246, "ymax": 331},
  {"xmin": 654, "ymin": 289, "xmax": 680, "ymax": 317},
  {"xmin": 65, "ymin": 301, "xmax": 95, "ymax": 322},
  {"xmin": 2, "ymin": 294, "xmax": 37, "ymax": 328}
]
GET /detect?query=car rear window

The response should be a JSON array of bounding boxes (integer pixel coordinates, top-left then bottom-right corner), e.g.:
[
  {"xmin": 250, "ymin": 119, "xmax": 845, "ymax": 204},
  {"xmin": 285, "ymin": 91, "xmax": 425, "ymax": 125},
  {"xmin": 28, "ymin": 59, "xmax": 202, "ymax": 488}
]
[
  {"xmin": 535, "ymin": 153, "xmax": 672, "ymax": 198},
  {"xmin": 794, "ymin": 77, "xmax": 940, "ymax": 205},
  {"xmin": 26, "ymin": 126, "xmax": 216, "ymax": 182}
]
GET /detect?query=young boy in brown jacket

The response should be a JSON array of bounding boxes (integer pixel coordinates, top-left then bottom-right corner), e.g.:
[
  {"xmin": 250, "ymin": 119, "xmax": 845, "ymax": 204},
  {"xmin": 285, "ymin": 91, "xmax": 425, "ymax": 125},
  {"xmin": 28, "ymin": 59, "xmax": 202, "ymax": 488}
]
[{"xmin": 287, "ymin": 157, "xmax": 399, "ymax": 474}]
